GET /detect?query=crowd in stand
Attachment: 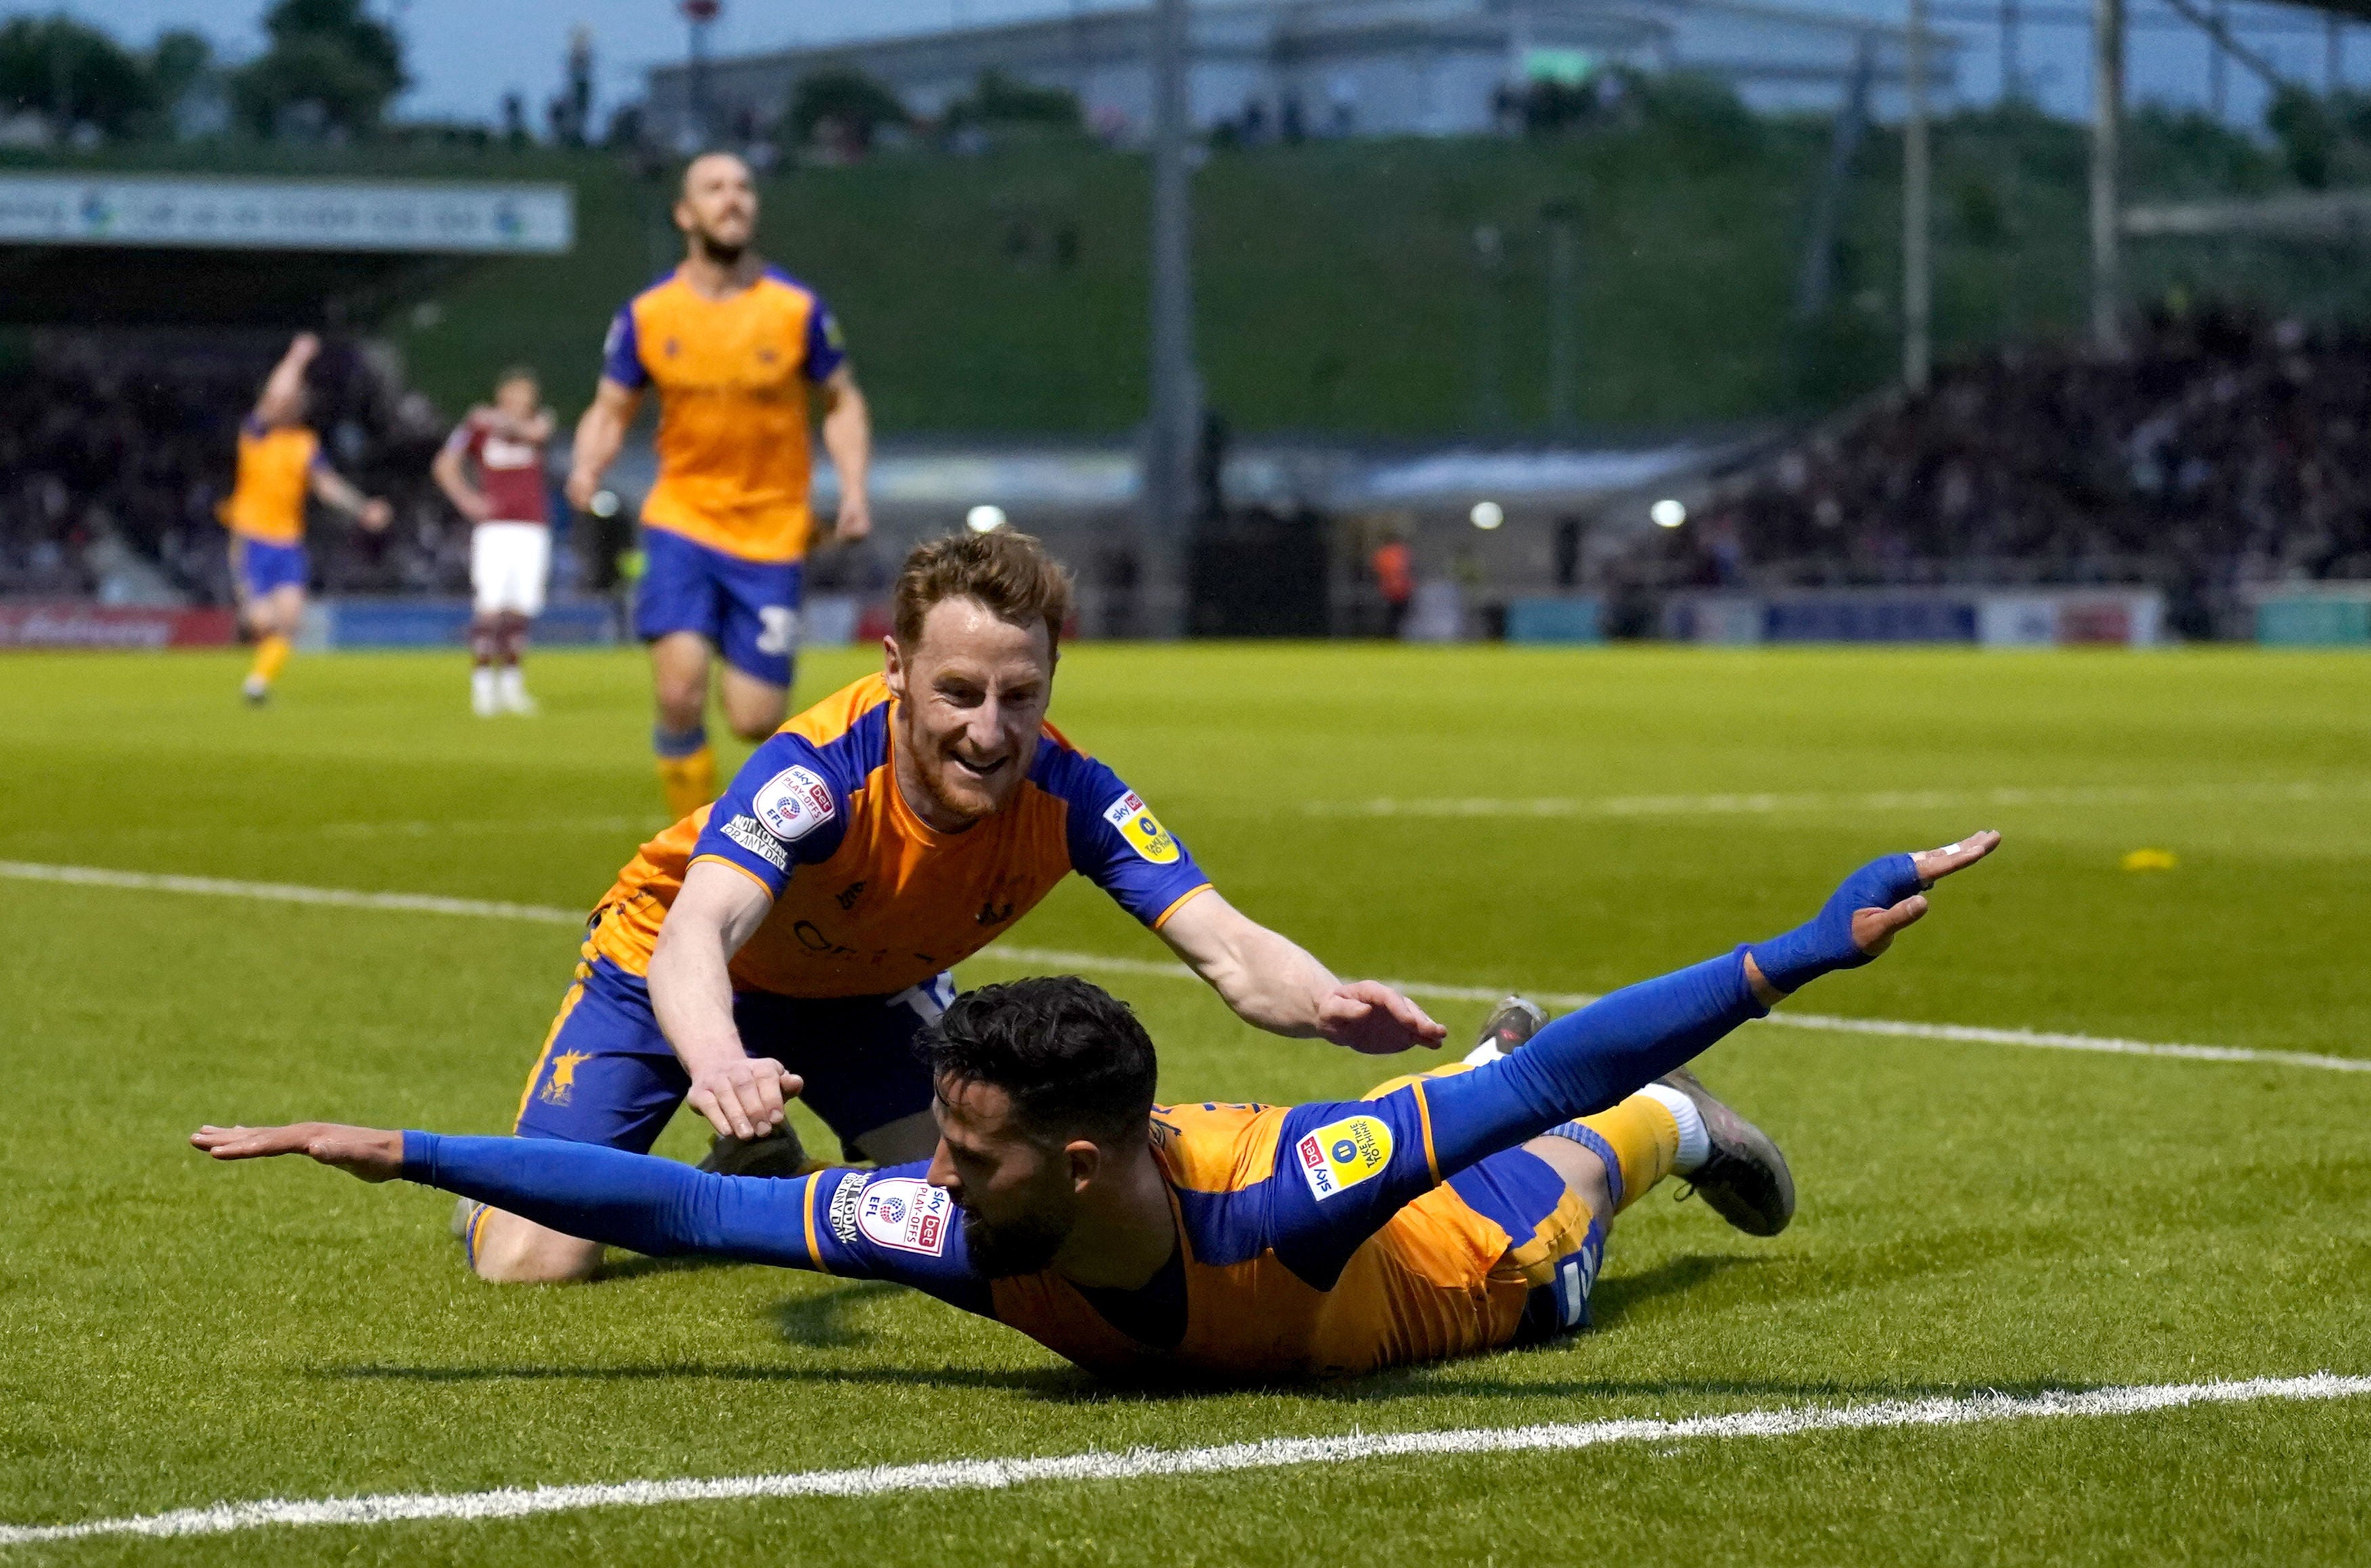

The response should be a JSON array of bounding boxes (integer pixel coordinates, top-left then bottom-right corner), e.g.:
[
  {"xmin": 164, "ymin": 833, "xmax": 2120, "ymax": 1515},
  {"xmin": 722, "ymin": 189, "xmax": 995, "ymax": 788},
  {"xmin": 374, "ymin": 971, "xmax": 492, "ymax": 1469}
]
[
  {"xmin": 1632, "ymin": 307, "xmax": 2371, "ymax": 630},
  {"xmin": 0, "ymin": 335, "xmax": 461, "ymax": 605}
]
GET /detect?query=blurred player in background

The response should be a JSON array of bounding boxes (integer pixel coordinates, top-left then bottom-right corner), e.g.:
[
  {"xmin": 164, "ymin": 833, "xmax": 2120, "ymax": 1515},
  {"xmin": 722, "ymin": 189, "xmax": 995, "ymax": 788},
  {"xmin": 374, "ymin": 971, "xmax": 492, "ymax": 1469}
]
[
  {"xmin": 218, "ymin": 333, "xmax": 392, "ymax": 704},
  {"xmin": 433, "ymin": 367, "xmax": 556, "ymax": 717},
  {"xmin": 565, "ymin": 151, "xmax": 873, "ymax": 816}
]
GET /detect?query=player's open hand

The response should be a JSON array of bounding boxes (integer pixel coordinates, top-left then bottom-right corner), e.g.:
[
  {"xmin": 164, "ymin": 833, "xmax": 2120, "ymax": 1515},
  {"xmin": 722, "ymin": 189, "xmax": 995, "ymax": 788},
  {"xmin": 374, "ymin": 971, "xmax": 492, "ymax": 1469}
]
[
  {"xmin": 687, "ymin": 1059, "xmax": 805, "ymax": 1140},
  {"xmin": 1851, "ymin": 830, "xmax": 2001, "ymax": 958},
  {"xmin": 1316, "ymin": 981, "xmax": 1449, "ymax": 1055},
  {"xmin": 359, "ymin": 498, "xmax": 393, "ymax": 532},
  {"xmin": 190, "ymin": 1122, "xmax": 404, "ymax": 1182}
]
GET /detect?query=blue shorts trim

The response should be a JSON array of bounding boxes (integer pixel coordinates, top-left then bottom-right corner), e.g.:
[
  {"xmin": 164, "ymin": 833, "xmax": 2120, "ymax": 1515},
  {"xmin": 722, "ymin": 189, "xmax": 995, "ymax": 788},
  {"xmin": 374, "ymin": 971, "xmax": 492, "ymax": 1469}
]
[
  {"xmin": 634, "ymin": 527, "xmax": 803, "ymax": 686},
  {"xmin": 235, "ymin": 537, "xmax": 308, "ymax": 598},
  {"xmin": 513, "ymin": 956, "xmax": 945, "ymax": 1153}
]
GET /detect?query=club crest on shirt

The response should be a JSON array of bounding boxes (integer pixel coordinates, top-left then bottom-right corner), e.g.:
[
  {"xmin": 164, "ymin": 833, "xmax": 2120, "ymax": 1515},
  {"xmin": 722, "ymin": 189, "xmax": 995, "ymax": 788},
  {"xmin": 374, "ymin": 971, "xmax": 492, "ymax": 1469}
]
[
  {"xmin": 1101, "ymin": 790, "xmax": 1179, "ymax": 864},
  {"xmin": 1296, "ymin": 1115, "xmax": 1393, "ymax": 1201},
  {"xmin": 857, "ymin": 1177, "xmax": 952, "ymax": 1255},
  {"xmin": 755, "ymin": 765, "xmax": 835, "ymax": 842}
]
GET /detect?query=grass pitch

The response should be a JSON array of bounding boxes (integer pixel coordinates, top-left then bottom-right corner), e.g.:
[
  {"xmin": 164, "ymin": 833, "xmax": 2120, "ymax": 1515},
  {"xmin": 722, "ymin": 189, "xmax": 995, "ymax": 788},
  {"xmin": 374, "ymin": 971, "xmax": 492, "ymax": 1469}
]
[{"xmin": 3, "ymin": 643, "xmax": 2368, "ymax": 1565}]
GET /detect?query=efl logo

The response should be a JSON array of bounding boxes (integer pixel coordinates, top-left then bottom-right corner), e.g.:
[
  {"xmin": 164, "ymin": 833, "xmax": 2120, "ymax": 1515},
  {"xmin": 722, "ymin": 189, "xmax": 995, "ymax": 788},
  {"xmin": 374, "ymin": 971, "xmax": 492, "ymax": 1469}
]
[
  {"xmin": 755, "ymin": 765, "xmax": 835, "ymax": 842},
  {"xmin": 856, "ymin": 1177, "xmax": 952, "ymax": 1256},
  {"xmin": 1297, "ymin": 1115, "xmax": 1393, "ymax": 1202}
]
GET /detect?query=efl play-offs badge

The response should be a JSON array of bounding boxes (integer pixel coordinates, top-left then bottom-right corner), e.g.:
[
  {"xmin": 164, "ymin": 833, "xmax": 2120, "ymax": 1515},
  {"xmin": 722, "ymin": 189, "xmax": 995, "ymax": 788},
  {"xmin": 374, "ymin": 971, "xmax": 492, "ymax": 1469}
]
[
  {"xmin": 754, "ymin": 765, "xmax": 835, "ymax": 842},
  {"xmin": 1102, "ymin": 790, "xmax": 1179, "ymax": 864},
  {"xmin": 856, "ymin": 1177, "xmax": 952, "ymax": 1256},
  {"xmin": 1297, "ymin": 1115, "xmax": 1393, "ymax": 1202}
]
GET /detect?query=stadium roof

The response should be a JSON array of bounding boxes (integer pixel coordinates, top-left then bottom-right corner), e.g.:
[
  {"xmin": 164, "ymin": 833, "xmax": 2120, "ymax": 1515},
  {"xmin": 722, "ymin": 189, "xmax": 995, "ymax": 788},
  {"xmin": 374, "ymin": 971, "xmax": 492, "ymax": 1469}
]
[{"xmin": 0, "ymin": 172, "xmax": 571, "ymax": 329}]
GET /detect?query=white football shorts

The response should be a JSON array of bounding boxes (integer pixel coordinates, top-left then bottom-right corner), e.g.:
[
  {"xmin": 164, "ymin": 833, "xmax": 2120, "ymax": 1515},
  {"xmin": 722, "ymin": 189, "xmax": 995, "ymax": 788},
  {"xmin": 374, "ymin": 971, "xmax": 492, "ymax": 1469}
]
[{"xmin": 471, "ymin": 522, "xmax": 551, "ymax": 617}]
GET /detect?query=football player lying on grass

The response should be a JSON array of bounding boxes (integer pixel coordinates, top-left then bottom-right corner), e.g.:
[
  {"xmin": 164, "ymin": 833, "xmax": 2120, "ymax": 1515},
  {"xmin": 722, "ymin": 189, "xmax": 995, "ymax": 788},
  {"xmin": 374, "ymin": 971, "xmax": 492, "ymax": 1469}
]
[{"xmin": 195, "ymin": 833, "xmax": 1997, "ymax": 1382}]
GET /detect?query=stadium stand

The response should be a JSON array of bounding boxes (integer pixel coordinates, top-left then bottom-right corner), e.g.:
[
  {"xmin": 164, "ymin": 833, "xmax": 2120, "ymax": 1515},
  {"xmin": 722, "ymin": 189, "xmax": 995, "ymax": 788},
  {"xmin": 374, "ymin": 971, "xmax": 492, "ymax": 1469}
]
[
  {"xmin": 0, "ymin": 333, "xmax": 455, "ymax": 606},
  {"xmin": 1628, "ymin": 306, "xmax": 2371, "ymax": 635}
]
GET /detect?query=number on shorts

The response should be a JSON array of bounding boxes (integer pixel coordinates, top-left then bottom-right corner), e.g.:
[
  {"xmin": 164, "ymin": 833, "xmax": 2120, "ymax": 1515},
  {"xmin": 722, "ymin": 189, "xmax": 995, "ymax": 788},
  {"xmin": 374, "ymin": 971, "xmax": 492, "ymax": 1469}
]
[{"xmin": 755, "ymin": 605, "xmax": 800, "ymax": 658}]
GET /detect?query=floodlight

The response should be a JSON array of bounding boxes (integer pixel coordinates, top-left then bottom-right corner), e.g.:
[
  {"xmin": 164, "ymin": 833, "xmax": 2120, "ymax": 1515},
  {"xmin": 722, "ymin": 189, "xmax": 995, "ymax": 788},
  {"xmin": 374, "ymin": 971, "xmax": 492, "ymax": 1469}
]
[
  {"xmin": 1650, "ymin": 498, "xmax": 1686, "ymax": 528},
  {"xmin": 589, "ymin": 489, "xmax": 621, "ymax": 519},
  {"xmin": 966, "ymin": 505, "xmax": 1007, "ymax": 533},
  {"xmin": 1469, "ymin": 501, "xmax": 1505, "ymax": 530}
]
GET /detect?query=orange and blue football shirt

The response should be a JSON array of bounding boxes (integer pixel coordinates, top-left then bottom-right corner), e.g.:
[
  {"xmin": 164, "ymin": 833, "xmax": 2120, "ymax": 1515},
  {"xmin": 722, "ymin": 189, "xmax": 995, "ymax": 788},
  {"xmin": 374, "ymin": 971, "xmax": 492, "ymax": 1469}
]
[
  {"xmin": 405, "ymin": 941, "xmax": 1782, "ymax": 1380},
  {"xmin": 217, "ymin": 419, "xmax": 322, "ymax": 545},
  {"xmin": 601, "ymin": 266, "xmax": 845, "ymax": 566},
  {"xmin": 408, "ymin": 1072, "xmax": 1608, "ymax": 1382},
  {"xmin": 587, "ymin": 673, "xmax": 1213, "ymax": 1000}
]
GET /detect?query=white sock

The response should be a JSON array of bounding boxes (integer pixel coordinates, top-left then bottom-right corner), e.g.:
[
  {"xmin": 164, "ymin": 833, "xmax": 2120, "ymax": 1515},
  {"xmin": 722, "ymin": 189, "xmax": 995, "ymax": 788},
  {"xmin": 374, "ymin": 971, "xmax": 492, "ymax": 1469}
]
[
  {"xmin": 1461, "ymin": 1040, "xmax": 1505, "ymax": 1067},
  {"xmin": 498, "ymin": 666, "xmax": 526, "ymax": 699},
  {"xmin": 1638, "ymin": 1083, "xmax": 1711, "ymax": 1173},
  {"xmin": 471, "ymin": 667, "xmax": 497, "ymax": 713}
]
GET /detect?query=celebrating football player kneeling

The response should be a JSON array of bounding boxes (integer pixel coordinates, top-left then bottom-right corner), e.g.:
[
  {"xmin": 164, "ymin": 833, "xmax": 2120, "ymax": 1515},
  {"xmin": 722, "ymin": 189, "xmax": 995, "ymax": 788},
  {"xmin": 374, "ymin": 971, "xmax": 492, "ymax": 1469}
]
[
  {"xmin": 195, "ymin": 834, "xmax": 1996, "ymax": 1382},
  {"xmin": 446, "ymin": 526, "xmax": 1445, "ymax": 1285}
]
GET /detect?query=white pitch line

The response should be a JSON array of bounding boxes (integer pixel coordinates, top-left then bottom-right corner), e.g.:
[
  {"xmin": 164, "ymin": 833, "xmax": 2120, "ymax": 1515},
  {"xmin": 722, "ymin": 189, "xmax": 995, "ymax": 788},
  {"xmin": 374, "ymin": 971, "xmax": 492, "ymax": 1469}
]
[
  {"xmin": 3, "ymin": 1373, "xmax": 2364, "ymax": 1546},
  {"xmin": 1304, "ymin": 780, "xmax": 2371, "ymax": 820},
  {"xmin": 7, "ymin": 860, "xmax": 2367, "ymax": 1077}
]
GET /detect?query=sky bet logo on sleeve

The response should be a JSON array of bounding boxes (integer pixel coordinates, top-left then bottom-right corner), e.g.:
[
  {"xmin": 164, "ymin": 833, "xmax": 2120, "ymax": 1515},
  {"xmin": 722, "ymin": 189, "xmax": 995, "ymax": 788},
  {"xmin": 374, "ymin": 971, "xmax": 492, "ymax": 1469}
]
[
  {"xmin": 1297, "ymin": 1115, "xmax": 1393, "ymax": 1201},
  {"xmin": 1102, "ymin": 790, "xmax": 1179, "ymax": 864},
  {"xmin": 856, "ymin": 1177, "xmax": 952, "ymax": 1256},
  {"xmin": 755, "ymin": 765, "xmax": 835, "ymax": 842}
]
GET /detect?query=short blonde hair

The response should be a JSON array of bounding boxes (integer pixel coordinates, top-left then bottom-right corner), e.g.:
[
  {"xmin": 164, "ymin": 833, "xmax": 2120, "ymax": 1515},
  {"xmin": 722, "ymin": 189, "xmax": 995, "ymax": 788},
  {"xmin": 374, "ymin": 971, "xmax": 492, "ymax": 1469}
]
[{"xmin": 893, "ymin": 530, "xmax": 1074, "ymax": 654}]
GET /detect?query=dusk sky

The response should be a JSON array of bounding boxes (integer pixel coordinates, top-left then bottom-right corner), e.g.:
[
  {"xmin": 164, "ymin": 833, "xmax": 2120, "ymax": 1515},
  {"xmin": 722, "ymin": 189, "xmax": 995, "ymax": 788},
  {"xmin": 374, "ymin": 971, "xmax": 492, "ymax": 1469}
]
[{"xmin": 49, "ymin": 0, "xmax": 2368, "ymax": 140}]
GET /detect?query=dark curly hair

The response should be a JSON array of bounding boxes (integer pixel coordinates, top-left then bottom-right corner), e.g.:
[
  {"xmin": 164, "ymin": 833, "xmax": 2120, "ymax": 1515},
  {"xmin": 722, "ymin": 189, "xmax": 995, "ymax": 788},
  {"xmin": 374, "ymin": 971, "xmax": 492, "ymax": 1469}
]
[{"xmin": 922, "ymin": 976, "xmax": 1156, "ymax": 1146}]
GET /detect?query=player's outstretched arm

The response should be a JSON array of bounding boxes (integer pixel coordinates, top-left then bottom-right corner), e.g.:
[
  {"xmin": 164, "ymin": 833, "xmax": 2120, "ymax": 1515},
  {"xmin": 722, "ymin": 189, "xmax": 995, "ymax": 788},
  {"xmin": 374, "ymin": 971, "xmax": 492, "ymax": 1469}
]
[
  {"xmin": 194, "ymin": 1124, "xmax": 826, "ymax": 1270},
  {"xmin": 1421, "ymin": 832, "xmax": 2000, "ymax": 1178},
  {"xmin": 1156, "ymin": 890, "xmax": 1447, "ymax": 1054},
  {"xmin": 192, "ymin": 1122, "xmax": 404, "ymax": 1181},
  {"xmin": 252, "ymin": 332, "xmax": 318, "ymax": 425}
]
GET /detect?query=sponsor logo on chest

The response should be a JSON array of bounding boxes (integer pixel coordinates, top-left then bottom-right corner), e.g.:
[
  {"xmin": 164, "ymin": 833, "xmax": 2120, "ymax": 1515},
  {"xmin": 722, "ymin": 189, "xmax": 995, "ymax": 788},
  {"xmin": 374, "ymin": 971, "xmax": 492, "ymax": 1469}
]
[{"xmin": 480, "ymin": 434, "xmax": 539, "ymax": 469}]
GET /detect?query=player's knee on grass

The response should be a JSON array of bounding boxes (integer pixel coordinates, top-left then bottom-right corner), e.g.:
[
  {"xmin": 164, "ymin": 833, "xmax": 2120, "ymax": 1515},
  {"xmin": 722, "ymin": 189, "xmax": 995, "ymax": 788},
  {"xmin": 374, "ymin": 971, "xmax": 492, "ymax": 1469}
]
[{"xmin": 469, "ymin": 1208, "xmax": 603, "ymax": 1284}]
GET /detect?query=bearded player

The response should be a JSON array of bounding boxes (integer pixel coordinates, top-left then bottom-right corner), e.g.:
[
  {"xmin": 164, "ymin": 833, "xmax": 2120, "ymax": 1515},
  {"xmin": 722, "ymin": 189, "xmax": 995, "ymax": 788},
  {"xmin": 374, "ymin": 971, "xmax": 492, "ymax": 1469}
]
[
  {"xmin": 433, "ymin": 367, "xmax": 556, "ymax": 717},
  {"xmin": 199, "ymin": 835, "xmax": 1998, "ymax": 1381},
  {"xmin": 564, "ymin": 150, "xmax": 872, "ymax": 816},
  {"xmin": 434, "ymin": 528, "xmax": 1446, "ymax": 1284},
  {"xmin": 218, "ymin": 333, "xmax": 392, "ymax": 704}
]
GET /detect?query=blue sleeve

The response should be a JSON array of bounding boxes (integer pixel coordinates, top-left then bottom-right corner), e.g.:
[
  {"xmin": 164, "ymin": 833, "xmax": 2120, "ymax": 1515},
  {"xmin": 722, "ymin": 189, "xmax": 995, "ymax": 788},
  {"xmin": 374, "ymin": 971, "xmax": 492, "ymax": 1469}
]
[
  {"xmin": 1259, "ymin": 852, "xmax": 1925, "ymax": 1280},
  {"xmin": 1420, "ymin": 853, "xmax": 1925, "ymax": 1176},
  {"xmin": 401, "ymin": 1136, "xmax": 995, "ymax": 1315},
  {"xmin": 601, "ymin": 305, "xmax": 648, "ymax": 389},
  {"xmin": 1037, "ymin": 744, "xmax": 1213, "ymax": 928},
  {"xmin": 688, "ymin": 732, "xmax": 854, "ymax": 897},
  {"xmin": 1257, "ymin": 1090, "xmax": 1439, "ymax": 1288},
  {"xmin": 803, "ymin": 297, "xmax": 847, "ymax": 383}
]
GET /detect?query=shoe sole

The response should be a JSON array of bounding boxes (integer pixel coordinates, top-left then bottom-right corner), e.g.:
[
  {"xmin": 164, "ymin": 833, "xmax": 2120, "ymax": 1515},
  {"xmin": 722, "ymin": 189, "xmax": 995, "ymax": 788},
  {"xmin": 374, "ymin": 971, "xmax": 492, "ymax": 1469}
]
[{"xmin": 1658, "ymin": 1065, "xmax": 1796, "ymax": 1237}]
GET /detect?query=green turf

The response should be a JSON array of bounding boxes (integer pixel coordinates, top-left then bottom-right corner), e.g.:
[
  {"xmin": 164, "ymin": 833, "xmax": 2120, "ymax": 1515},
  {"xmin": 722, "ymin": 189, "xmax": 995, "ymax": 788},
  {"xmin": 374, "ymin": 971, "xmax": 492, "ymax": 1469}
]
[{"xmin": 3, "ymin": 643, "xmax": 2368, "ymax": 1564}]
